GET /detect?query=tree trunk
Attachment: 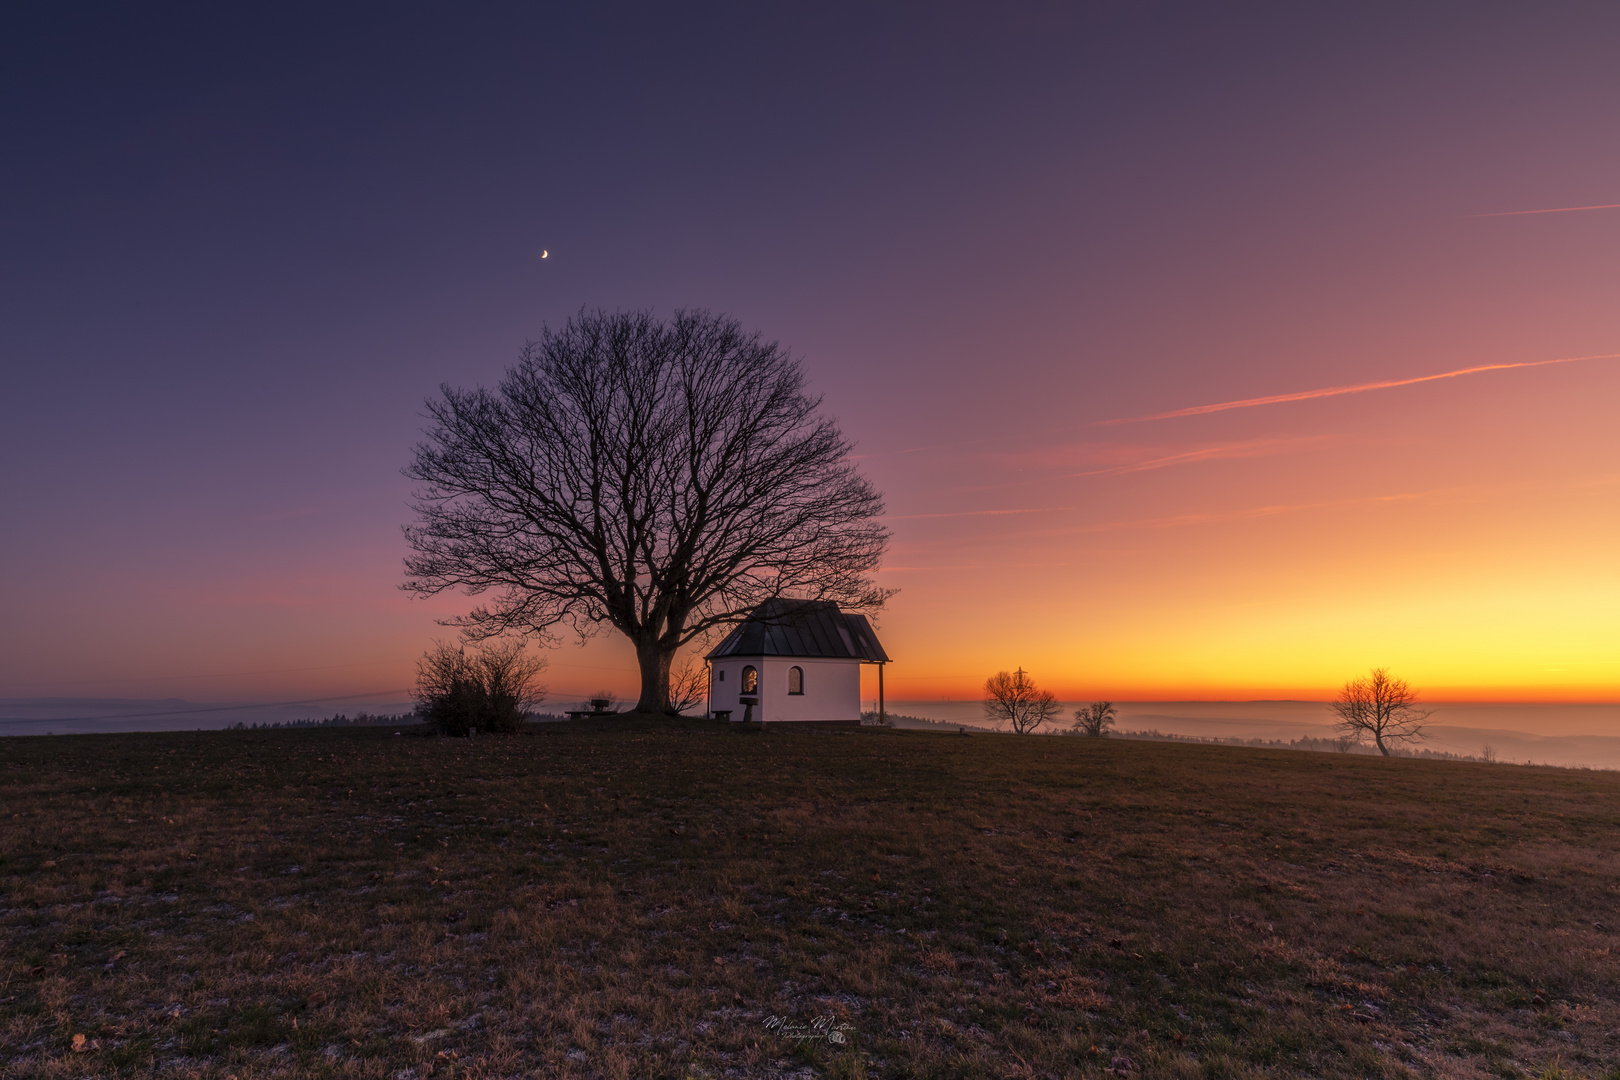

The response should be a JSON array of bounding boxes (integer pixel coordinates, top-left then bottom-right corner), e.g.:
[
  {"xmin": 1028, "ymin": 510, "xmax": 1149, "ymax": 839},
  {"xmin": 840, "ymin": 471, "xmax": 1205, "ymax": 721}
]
[
  {"xmin": 633, "ymin": 638, "xmax": 675, "ymax": 714},
  {"xmin": 1374, "ymin": 731, "xmax": 1390, "ymax": 756}
]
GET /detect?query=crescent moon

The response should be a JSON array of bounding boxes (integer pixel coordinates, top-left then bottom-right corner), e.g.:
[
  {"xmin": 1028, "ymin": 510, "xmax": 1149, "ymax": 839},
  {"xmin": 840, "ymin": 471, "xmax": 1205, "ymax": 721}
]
[{"xmin": 540, "ymin": 249, "xmax": 549, "ymax": 259}]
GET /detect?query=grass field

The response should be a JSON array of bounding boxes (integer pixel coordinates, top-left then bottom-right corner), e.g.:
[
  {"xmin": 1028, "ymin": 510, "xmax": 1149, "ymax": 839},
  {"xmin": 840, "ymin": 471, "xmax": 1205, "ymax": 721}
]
[{"xmin": 3, "ymin": 718, "xmax": 1618, "ymax": 1079}]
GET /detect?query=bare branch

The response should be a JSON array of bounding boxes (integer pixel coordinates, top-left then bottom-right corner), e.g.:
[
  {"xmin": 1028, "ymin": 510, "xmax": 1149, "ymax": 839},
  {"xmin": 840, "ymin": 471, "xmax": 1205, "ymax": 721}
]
[{"xmin": 667, "ymin": 659, "xmax": 708, "ymax": 717}]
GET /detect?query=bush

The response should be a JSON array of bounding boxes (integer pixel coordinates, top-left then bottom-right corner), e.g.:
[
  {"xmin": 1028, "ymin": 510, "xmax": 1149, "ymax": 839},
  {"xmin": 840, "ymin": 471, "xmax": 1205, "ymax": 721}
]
[
  {"xmin": 414, "ymin": 640, "xmax": 547, "ymax": 736},
  {"xmin": 1071, "ymin": 701, "xmax": 1117, "ymax": 738}
]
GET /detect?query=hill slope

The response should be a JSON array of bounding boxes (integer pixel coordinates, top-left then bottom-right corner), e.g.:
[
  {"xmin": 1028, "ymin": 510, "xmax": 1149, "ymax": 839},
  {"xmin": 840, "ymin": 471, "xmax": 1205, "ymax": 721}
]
[{"xmin": 3, "ymin": 720, "xmax": 1617, "ymax": 1078}]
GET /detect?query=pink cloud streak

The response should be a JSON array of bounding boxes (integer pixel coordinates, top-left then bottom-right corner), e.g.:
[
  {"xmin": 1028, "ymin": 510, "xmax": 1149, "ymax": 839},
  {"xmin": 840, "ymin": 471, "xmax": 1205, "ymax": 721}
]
[
  {"xmin": 886, "ymin": 506, "xmax": 1073, "ymax": 521},
  {"xmin": 1100, "ymin": 352, "xmax": 1620, "ymax": 425},
  {"xmin": 1063, "ymin": 436, "xmax": 1335, "ymax": 477},
  {"xmin": 1473, "ymin": 202, "xmax": 1620, "ymax": 217}
]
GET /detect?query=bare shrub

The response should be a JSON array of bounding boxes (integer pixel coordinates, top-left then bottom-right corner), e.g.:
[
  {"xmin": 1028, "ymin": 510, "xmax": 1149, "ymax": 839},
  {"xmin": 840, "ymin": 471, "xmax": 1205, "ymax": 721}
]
[
  {"xmin": 983, "ymin": 667, "xmax": 1060, "ymax": 734},
  {"xmin": 415, "ymin": 639, "xmax": 547, "ymax": 736},
  {"xmin": 1072, "ymin": 701, "xmax": 1117, "ymax": 738}
]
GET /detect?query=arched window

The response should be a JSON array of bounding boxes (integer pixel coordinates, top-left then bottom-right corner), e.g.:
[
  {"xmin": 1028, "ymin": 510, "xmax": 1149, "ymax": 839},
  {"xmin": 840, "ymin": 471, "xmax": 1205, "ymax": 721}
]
[
  {"xmin": 741, "ymin": 665, "xmax": 758, "ymax": 694},
  {"xmin": 787, "ymin": 666, "xmax": 804, "ymax": 695}
]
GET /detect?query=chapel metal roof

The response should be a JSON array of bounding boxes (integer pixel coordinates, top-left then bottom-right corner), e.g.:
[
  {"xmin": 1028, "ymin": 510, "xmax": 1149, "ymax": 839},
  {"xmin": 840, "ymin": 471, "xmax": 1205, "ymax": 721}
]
[{"xmin": 704, "ymin": 599, "xmax": 890, "ymax": 662}]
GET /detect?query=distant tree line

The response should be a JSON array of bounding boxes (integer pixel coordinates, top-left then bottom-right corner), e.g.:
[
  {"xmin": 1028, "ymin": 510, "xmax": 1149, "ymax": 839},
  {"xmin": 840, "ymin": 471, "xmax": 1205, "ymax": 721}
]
[
  {"xmin": 1111, "ymin": 728, "xmax": 1500, "ymax": 763},
  {"xmin": 227, "ymin": 712, "xmax": 417, "ymax": 730}
]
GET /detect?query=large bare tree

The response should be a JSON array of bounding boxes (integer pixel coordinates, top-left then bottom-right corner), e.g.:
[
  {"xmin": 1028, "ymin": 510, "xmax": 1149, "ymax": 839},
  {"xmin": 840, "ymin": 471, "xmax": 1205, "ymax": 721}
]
[
  {"xmin": 1330, "ymin": 667, "xmax": 1431, "ymax": 756},
  {"xmin": 402, "ymin": 309, "xmax": 891, "ymax": 713}
]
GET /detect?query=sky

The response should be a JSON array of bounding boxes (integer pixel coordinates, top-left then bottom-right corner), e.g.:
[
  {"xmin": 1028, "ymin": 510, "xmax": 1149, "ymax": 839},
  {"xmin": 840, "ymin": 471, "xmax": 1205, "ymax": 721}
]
[{"xmin": 3, "ymin": 2, "xmax": 1619, "ymax": 712}]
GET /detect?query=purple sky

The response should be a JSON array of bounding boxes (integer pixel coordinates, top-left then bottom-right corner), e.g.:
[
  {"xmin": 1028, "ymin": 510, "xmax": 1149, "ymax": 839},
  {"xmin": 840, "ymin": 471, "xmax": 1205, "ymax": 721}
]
[{"xmin": 5, "ymin": 3, "xmax": 1620, "ymax": 709}]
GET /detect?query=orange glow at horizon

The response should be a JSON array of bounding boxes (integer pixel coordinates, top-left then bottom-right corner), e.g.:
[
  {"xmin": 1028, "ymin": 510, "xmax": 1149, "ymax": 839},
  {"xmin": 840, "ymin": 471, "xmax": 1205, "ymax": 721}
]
[{"xmin": 855, "ymin": 346, "xmax": 1620, "ymax": 707}]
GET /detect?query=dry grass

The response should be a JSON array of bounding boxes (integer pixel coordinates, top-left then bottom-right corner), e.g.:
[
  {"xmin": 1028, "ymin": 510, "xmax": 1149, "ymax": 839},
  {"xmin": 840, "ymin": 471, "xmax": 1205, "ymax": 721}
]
[{"xmin": 3, "ymin": 717, "xmax": 1619, "ymax": 1079}]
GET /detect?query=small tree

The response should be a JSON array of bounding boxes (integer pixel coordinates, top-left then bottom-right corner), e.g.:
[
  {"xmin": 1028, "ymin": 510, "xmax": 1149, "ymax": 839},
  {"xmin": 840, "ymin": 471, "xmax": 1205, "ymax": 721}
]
[
  {"xmin": 415, "ymin": 640, "xmax": 547, "ymax": 736},
  {"xmin": 1330, "ymin": 667, "xmax": 1430, "ymax": 757},
  {"xmin": 983, "ymin": 667, "xmax": 1060, "ymax": 734},
  {"xmin": 1072, "ymin": 701, "xmax": 1117, "ymax": 738}
]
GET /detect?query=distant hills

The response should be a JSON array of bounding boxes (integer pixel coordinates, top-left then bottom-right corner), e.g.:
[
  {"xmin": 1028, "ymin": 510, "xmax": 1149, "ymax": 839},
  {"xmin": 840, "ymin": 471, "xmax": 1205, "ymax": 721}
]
[
  {"xmin": 6, "ymin": 696, "xmax": 1617, "ymax": 770},
  {"xmin": 0, "ymin": 696, "xmax": 418, "ymax": 736}
]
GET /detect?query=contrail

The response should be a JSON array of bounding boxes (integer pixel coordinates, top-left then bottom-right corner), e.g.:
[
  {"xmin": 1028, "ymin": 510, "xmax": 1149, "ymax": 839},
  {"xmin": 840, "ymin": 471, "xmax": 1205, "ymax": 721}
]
[
  {"xmin": 884, "ymin": 486, "xmax": 1458, "ymax": 538},
  {"xmin": 1474, "ymin": 202, "xmax": 1620, "ymax": 217},
  {"xmin": 886, "ymin": 506, "xmax": 1075, "ymax": 521},
  {"xmin": 1064, "ymin": 436, "xmax": 1334, "ymax": 477},
  {"xmin": 1100, "ymin": 352, "xmax": 1620, "ymax": 425}
]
